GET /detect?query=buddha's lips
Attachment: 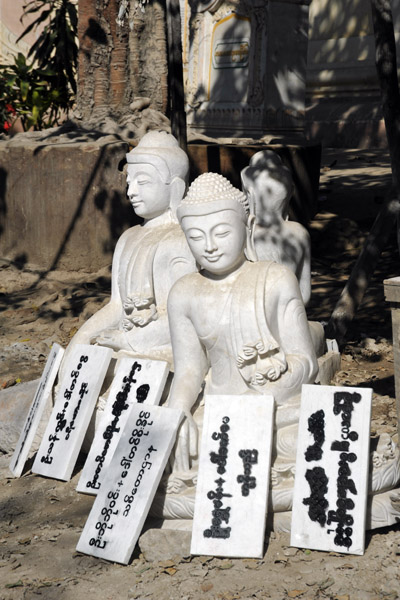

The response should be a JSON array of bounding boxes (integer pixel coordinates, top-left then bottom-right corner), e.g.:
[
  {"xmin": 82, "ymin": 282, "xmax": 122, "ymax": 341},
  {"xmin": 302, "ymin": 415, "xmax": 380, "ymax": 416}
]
[{"xmin": 204, "ymin": 255, "xmax": 222, "ymax": 262}]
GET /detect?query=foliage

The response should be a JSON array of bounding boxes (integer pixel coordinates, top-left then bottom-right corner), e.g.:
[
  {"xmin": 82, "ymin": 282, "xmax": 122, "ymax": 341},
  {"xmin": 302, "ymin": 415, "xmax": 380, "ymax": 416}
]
[
  {"xmin": 0, "ymin": 1, "xmax": 78, "ymax": 132},
  {"xmin": 18, "ymin": 0, "xmax": 78, "ymax": 99},
  {"xmin": 0, "ymin": 53, "xmax": 67, "ymax": 131}
]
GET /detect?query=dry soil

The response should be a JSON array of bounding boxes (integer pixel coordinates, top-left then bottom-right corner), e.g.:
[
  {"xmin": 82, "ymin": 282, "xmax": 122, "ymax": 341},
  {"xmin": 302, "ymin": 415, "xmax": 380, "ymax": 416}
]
[{"xmin": 0, "ymin": 148, "xmax": 399, "ymax": 600}]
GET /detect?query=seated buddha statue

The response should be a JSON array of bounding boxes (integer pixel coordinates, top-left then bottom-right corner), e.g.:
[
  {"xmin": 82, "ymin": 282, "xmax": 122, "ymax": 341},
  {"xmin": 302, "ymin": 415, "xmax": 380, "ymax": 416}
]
[
  {"xmin": 58, "ymin": 131, "xmax": 196, "ymax": 374},
  {"xmin": 241, "ymin": 150, "xmax": 311, "ymax": 306},
  {"xmin": 151, "ymin": 173, "xmax": 400, "ymax": 534},
  {"xmin": 150, "ymin": 173, "xmax": 318, "ymax": 521}
]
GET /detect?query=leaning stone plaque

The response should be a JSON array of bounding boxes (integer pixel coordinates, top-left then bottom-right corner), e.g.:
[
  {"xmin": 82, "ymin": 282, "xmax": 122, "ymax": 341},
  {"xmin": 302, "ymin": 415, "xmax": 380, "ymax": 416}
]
[
  {"xmin": 76, "ymin": 357, "xmax": 169, "ymax": 495},
  {"xmin": 191, "ymin": 395, "xmax": 274, "ymax": 559},
  {"xmin": 9, "ymin": 344, "xmax": 64, "ymax": 477},
  {"xmin": 291, "ymin": 384, "xmax": 372, "ymax": 556},
  {"xmin": 76, "ymin": 403, "xmax": 183, "ymax": 564},
  {"xmin": 32, "ymin": 345, "xmax": 113, "ymax": 481}
]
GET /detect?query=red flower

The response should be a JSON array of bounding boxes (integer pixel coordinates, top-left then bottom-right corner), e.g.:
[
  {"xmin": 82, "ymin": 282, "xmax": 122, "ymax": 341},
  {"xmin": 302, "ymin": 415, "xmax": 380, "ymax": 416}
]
[
  {"xmin": 5, "ymin": 104, "xmax": 16, "ymax": 114},
  {"xmin": 3, "ymin": 121, "xmax": 11, "ymax": 131}
]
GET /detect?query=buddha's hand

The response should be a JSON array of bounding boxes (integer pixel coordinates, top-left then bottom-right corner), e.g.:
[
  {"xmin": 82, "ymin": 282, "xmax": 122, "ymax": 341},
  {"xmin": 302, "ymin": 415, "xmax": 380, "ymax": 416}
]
[
  {"xmin": 95, "ymin": 329, "xmax": 130, "ymax": 351},
  {"xmin": 171, "ymin": 410, "xmax": 198, "ymax": 473}
]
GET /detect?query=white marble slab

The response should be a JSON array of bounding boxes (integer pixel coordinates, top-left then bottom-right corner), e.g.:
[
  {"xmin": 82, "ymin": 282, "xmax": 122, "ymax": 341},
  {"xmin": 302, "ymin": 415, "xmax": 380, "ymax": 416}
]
[
  {"xmin": 32, "ymin": 345, "xmax": 112, "ymax": 481},
  {"xmin": 191, "ymin": 395, "xmax": 274, "ymax": 559},
  {"xmin": 76, "ymin": 357, "xmax": 169, "ymax": 495},
  {"xmin": 76, "ymin": 403, "xmax": 183, "ymax": 564},
  {"xmin": 9, "ymin": 344, "xmax": 64, "ymax": 477},
  {"xmin": 291, "ymin": 384, "xmax": 372, "ymax": 556}
]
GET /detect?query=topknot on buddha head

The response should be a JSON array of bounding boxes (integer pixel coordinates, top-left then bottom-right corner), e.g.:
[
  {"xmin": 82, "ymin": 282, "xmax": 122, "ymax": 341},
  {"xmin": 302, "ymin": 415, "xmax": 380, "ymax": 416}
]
[
  {"xmin": 177, "ymin": 173, "xmax": 249, "ymax": 222},
  {"xmin": 126, "ymin": 131, "xmax": 189, "ymax": 185}
]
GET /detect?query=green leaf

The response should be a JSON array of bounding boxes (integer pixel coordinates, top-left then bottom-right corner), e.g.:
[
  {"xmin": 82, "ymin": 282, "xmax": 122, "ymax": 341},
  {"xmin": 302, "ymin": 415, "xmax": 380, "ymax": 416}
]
[
  {"xmin": 15, "ymin": 53, "xmax": 26, "ymax": 68},
  {"xmin": 16, "ymin": 8, "xmax": 52, "ymax": 42},
  {"xmin": 31, "ymin": 90, "xmax": 42, "ymax": 106},
  {"xmin": 8, "ymin": 0, "xmax": 77, "ymax": 129},
  {"xmin": 32, "ymin": 104, "xmax": 40, "ymax": 122},
  {"xmin": 20, "ymin": 80, "xmax": 29, "ymax": 102},
  {"xmin": 67, "ymin": 2, "xmax": 78, "ymax": 29}
]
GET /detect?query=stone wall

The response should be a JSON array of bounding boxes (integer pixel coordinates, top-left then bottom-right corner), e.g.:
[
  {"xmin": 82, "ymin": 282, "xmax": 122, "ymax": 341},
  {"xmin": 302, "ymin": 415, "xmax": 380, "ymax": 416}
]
[{"xmin": 0, "ymin": 138, "xmax": 138, "ymax": 271}]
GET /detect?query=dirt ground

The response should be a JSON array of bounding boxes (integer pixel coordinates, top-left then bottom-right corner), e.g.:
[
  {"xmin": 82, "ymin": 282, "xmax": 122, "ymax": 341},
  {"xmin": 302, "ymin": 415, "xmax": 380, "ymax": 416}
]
[{"xmin": 0, "ymin": 148, "xmax": 400, "ymax": 600}]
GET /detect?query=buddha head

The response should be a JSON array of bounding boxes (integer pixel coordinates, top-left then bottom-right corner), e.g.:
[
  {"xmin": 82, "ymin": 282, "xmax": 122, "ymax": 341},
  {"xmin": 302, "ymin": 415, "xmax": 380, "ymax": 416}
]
[
  {"xmin": 177, "ymin": 173, "xmax": 257, "ymax": 275},
  {"xmin": 126, "ymin": 131, "xmax": 189, "ymax": 220},
  {"xmin": 241, "ymin": 150, "xmax": 293, "ymax": 224}
]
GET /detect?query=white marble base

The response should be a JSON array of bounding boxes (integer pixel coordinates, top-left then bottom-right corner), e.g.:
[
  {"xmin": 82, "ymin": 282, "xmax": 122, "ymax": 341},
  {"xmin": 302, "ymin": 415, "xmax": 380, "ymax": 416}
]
[
  {"xmin": 9, "ymin": 344, "xmax": 64, "ymax": 477},
  {"xmin": 76, "ymin": 404, "xmax": 183, "ymax": 565},
  {"xmin": 191, "ymin": 395, "xmax": 274, "ymax": 559},
  {"xmin": 76, "ymin": 358, "xmax": 168, "ymax": 495},
  {"xmin": 291, "ymin": 384, "xmax": 372, "ymax": 556},
  {"xmin": 32, "ymin": 345, "xmax": 112, "ymax": 481}
]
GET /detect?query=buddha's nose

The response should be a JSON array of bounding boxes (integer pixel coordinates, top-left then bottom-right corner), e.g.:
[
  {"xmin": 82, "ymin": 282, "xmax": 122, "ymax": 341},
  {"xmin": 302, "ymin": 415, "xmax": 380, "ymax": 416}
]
[
  {"xmin": 128, "ymin": 181, "xmax": 138, "ymax": 196},
  {"xmin": 204, "ymin": 234, "xmax": 217, "ymax": 253}
]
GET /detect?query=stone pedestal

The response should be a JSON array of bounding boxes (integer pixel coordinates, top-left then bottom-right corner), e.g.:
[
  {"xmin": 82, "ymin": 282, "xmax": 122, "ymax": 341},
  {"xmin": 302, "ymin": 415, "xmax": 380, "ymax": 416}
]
[{"xmin": 384, "ymin": 276, "xmax": 400, "ymax": 436}]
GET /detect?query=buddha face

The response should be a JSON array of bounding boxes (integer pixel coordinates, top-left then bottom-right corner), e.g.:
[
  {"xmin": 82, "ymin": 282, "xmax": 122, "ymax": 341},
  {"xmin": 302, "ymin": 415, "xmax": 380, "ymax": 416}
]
[
  {"xmin": 181, "ymin": 209, "xmax": 247, "ymax": 275},
  {"xmin": 126, "ymin": 163, "xmax": 171, "ymax": 220}
]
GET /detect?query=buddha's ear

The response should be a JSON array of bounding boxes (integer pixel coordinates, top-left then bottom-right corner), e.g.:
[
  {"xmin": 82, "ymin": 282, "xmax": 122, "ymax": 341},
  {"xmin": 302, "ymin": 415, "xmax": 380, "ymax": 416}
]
[
  {"xmin": 169, "ymin": 177, "xmax": 186, "ymax": 221},
  {"xmin": 245, "ymin": 213, "xmax": 258, "ymax": 262}
]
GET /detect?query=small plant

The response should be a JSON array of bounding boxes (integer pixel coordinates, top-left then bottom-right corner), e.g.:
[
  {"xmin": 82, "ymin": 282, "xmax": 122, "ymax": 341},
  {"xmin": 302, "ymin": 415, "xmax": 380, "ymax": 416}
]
[
  {"xmin": 18, "ymin": 0, "xmax": 78, "ymax": 104},
  {"xmin": 0, "ymin": 1, "xmax": 78, "ymax": 132},
  {"xmin": 0, "ymin": 53, "xmax": 67, "ymax": 131}
]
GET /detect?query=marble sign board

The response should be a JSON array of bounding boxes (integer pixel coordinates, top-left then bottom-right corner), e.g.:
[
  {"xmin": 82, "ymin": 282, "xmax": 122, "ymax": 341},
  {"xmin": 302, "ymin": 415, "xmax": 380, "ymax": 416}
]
[
  {"xmin": 76, "ymin": 403, "xmax": 183, "ymax": 564},
  {"xmin": 32, "ymin": 345, "xmax": 113, "ymax": 481},
  {"xmin": 291, "ymin": 384, "xmax": 372, "ymax": 556},
  {"xmin": 9, "ymin": 344, "xmax": 64, "ymax": 477},
  {"xmin": 76, "ymin": 357, "xmax": 169, "ymax": 495},
  {"xmin": 191, "ymin": 395, "xmax": 275, "ymax": 559}
]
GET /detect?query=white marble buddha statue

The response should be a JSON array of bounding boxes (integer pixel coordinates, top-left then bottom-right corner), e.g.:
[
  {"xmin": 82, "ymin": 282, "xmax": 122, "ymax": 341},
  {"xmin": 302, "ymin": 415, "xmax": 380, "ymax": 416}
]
[
  {"xmin": 59, "ymin": 131, "xmax": 196, "ymax": 372},
  {"xmin": 241, "ymin": 150, "xmax": 311, "ymax": 306},
  {"xmin": 151, "ymin": 173, "xmax": 400, "ymax": 533},
  {"xmin": 150, "ymin": 173, "xmax": 318, "ymax": 521}
]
